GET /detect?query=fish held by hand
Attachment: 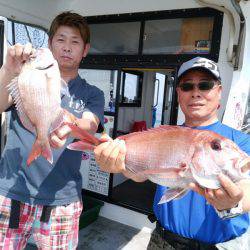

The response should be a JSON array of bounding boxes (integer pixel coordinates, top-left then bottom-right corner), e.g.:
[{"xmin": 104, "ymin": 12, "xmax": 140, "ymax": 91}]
[
  {"xmin": 66, "ymin": 124, "xmax": 250, "ymax": 204},
  {"xmin": 7, "ymin": 48, "xmax": 71, "ymax": 166}
]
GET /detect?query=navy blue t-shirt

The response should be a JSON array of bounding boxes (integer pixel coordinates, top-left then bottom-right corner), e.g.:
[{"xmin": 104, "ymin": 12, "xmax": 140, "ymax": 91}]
[
  {"xmin": 154, "ymin": 121, "xmax": 250, "ymax": 244},
  {"xmin": 0, "ymin": 75, "xmax": 104, "ymax": 205}
]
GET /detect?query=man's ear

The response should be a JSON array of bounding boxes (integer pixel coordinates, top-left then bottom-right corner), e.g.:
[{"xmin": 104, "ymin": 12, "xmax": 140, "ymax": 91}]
[
  {"xmin": 82, "ymin": 43, "xmax": 90, "ymax": 58},
  {"xmin": 218, "ymin": 84, "xmax": 222, "ymax": 99},
  {"xmin": 48, "ymin": 39, "xmax": 52, "ymax": 50}
]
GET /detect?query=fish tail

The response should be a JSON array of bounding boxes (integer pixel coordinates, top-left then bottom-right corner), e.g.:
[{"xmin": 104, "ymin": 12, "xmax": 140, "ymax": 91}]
[
  {"xmin": 67, "ymin": 141, "xmax": 96, "ymax": 151},
  {"xmin": 27, "ymin": 139, "xmax": 53, "ymax": 166},
  {"xmin": 65, "ymin": 123, "xmax": 102, "ymax": 145}
]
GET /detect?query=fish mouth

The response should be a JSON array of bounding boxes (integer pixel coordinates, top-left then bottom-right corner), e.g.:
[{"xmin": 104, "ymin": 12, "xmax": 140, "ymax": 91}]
[{"xmin": 36, "ymin": 63, "xmax": 54, "ymax": 70}]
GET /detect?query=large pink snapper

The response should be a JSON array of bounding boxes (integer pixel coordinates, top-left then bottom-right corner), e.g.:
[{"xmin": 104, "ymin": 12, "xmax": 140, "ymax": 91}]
[
  {"xmin": 66, "ymin": 124, "xmax": 250, "ymax": 204},
  {"xmin": 7, "ymin": 48, "xmax": 70, "ymax": 166}
]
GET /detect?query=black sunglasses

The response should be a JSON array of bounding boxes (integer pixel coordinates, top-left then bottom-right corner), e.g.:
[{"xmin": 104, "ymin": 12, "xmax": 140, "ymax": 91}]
[{"xmin": 179, "ymin": 81, "xmax": 217, "ymax": 92}]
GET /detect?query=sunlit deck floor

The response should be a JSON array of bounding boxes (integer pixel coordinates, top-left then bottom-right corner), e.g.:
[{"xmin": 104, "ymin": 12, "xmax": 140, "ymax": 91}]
[{"xmin": 25, "ymin": 216, "xmax": 152, "ymax": 250}]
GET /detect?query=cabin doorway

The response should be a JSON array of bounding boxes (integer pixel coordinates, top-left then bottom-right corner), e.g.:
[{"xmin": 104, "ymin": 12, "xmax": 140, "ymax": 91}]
[{"xmin": 112, "ymin": 67, "xmax": 176, "ymax": 214}]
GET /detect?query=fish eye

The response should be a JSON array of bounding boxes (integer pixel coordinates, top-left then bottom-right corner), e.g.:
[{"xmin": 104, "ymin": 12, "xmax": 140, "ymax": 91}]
[{"xmin": 211, "ymin": 139, "xmax": 222, "ymax": 151}]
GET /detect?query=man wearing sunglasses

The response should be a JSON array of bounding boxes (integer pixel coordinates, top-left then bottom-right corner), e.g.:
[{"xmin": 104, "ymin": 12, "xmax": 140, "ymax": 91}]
[
  {"xmin": 176, "ymin": 56, "xmax": 222, "ymax": 129},
  {"xmin": 94, "ymin": 57, "xmax": 250, "ymax": 249}
]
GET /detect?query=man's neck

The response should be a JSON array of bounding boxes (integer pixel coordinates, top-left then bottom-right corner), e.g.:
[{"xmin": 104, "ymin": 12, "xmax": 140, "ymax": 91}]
[
  {"xmin": 185, "ymin": 117, "xmax": 219, "ymax": 127},
  {"xmin": 60, "ymin": 69, "xmax": 78, "ymax": 83}
]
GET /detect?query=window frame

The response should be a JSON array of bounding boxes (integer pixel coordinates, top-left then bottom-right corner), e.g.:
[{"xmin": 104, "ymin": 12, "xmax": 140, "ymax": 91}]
[{"xmin": 81, "ymin": 7, "xmax": 223, "ymax": 68}]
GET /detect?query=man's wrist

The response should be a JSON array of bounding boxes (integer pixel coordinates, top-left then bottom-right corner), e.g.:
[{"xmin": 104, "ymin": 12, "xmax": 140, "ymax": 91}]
[
  {"xmin": 215, "ymin": 200, "xmax": 243, "ymax": 219},
  {"xmin": 1, "ymin": 65, "xmax": 17, "ymax": 81}
]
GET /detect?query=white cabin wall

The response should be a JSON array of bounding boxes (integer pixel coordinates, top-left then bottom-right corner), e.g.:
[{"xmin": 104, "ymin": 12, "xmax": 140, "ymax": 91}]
[
  {"xmin": 117, "ymin": 72, "xmax": 155, "ymax": 133},
  {"xmin": 216, "ymin": 12, "xmax": 234, "ymax": 120},
  {"xmin": 222, "ymin": 1, "xmax": 250, "ymax": 129}
]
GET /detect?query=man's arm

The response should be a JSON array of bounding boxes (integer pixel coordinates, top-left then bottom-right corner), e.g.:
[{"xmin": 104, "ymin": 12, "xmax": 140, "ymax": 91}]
[
  {"xmin": 50, "ymin": 83, "xmax": 104, "ymax": 148},
  {"xmin": 0, "ymin": 43, "xmax": 33, "ymax": 113},
  {"xmin": 0, "ymin": 65, "xmax": 14, "ymax": 113}
]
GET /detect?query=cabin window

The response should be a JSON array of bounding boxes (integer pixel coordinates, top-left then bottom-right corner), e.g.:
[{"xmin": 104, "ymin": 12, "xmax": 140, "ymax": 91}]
[
  {"xmin": 83, "ymin": 8, "xmax": 222, "ymax": 65},
  {"xmin": 78, "ymin": 69, "xmax": 118, "ymax": 113},
  {"xmin": 89, "ymin": 22, "xmax": 141, "ymax": 55},
  {"xmin": 143, "ymin": 17, "xmax": 213, "ymax": 55},
  {"xmin": 119, "ymin": 71, "xmax": 143, "ymax": 107},
  {"xmin": 8, "ymin": 20, "xmax": 48, "ymax": 48}
]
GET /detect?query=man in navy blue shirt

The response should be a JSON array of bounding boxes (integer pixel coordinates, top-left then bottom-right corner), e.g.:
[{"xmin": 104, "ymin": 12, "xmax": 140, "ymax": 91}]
[
  {"xmin": 0, "ymin": 12, "xmax": 104, "ymax": 249},
  {"xmin": 94, "ymin": 57, "xmax": 250, "ymax": 249}
]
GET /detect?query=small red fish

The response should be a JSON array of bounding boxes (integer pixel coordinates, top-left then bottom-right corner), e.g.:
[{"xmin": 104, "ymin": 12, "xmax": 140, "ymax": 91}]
[
  {"xmin": 67, "ymin": 124, "xmax": 250, "ymax": 204},
  {"xmin": 7, "ymin": 48, "xmax": 71, "ymax": 166}
]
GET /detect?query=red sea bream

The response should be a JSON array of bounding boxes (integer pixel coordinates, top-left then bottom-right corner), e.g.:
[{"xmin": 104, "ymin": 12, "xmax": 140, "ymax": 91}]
[
  {"xmin": 7, "ymin": 48, "xmax": 68, "ymax": 166},
  {"xmin": 67, "ymin": 124, "xmax": 250, "ymax": 204}
]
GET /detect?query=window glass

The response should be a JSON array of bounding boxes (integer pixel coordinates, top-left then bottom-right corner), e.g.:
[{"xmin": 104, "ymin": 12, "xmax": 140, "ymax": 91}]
[
  {"xmin": 120, "ymin": 71, "xmax": 143, "ymax": 107},
  {"xmin": 143, "ymin": 17, "xmax": 214, "ymax": 54},
  {"xmin": 89, "ymin": 22, "xmax": 140, "ymax": 54},
  {"xmin": 78, "ymin": 69, "xmax": 118, "ymax": 113},
  {"xmin": 12, "ymin": 22, "xmax": 48, "ymax": 48}
]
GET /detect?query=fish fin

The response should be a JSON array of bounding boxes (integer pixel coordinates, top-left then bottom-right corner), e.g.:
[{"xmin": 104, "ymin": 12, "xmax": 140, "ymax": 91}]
[
  {"xmin": 60, "ymin": 79, "xmax": 70, "ymax": 97},
  {"xmin": 18, "ymin": 110, "xmax": 35, "ymax": 133},
  {"xmin": 118, "ymin": 125, "xmax": 192, "ymax": 140},
  {"xmin": 125, "ymin": 166, "xmax": 148, "ymax": 182},
  {"xmin": 118, "ymin": 131, "xmax": 144, "ymax": 140},
  {"xmin": 7, "ymin": 78, "xmax": 35, "ymax": 133},
  {"xmin": 148, "ymin": 125, "xmax": 179, "ymax": 132},
  {"xmin": 158, "ymin": 188, "xmax": 188, "ymax": 204},
  {"xmin": 148, "ymin": 125, "xmax": 191, "ymax": 132},
  {"xmin": 67, "ymin": 141, "xmax": 95, "ymax": 151},
  {"xmin": 65, "ymin": 123, "xmax": 101, "ymax": 145},
  {"xmin": 141, "ymin": 166, "xmax": 188, "ymax": 178},
  {"xmin": 27, "ymin": 139, "xmax": 53, "ymax": 166},
  {"xmin": 191, "ymin": 171, "xmax": 220, "ymax": 189},
  {"xmin": 50, "ymin": 109, "xmax": 65, "ymax": 133}
]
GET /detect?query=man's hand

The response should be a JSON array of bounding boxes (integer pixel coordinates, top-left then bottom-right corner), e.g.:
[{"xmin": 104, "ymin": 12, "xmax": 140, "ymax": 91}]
[
  {"xmin": 94, "ymin": 134, "xmax": 126, "ymax": 173},
  {"xmin": 49, "ymin": 110, "xmax": 76, "ymax": 149},
  {"xmin": 4, "ymin": 43, "xmax": 34, "ymax": 77},
  {"xmin": 189, "ymin": 174, "xmax": 244, "ymax": 211},
  {"xmin": 50, "ymin": 125, "xmax": 72, "ymax": 149},
  {"xmin": 0, "ymin": 43, "xmax": 35, "ymax": 113}
]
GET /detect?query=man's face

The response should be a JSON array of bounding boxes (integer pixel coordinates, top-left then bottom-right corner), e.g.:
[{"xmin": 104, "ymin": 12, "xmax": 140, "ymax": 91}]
[
  {"xmin": 49, "ymin": 25, "xmax": 90, "ymax": 72},
  {"xmin": 176, "ymin": 69, "xmax": 222, "ymax": 124}
]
